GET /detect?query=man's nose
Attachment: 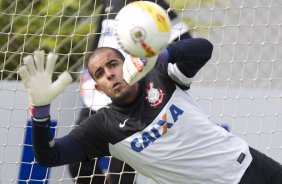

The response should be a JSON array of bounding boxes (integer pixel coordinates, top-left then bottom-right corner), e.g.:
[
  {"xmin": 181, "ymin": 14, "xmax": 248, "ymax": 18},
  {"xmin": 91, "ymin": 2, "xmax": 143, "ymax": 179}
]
[{"xmin": 105, "ymin": 69, "xmax": 114, "ymax": 79}]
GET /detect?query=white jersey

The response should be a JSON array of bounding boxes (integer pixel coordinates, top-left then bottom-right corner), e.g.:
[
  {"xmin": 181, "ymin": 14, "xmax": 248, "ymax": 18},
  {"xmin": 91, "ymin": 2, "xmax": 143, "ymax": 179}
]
[{"xmin": 109, "ymin": 87, "xmax": 252, "ymax": 184}]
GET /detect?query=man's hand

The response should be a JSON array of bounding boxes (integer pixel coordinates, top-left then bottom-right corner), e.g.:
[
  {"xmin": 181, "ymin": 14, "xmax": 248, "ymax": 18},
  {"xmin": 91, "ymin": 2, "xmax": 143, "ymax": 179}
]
[
  {"xmin": 123, "ymin": 54, "xmax": 158, "ymax": 85},
  {"xmin": 18, "ymin": 51, "xmax": 73, "ymax": 106}
]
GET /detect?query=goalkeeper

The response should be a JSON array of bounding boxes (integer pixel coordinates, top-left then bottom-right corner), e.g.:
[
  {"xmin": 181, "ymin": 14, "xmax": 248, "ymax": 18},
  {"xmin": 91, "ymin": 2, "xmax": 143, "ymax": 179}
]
[
  {"xmin": 71, "ymin": 0, "xmax": 192, "ymax": 183},
  {"xmin": 19, "ymin": 37, "xmax": 282, "ymax": 184}
]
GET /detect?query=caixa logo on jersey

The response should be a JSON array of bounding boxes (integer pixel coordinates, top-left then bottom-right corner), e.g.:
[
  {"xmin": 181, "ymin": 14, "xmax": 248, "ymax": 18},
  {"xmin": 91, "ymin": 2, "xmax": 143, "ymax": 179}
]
[{"xmin": 131, "ymin": 104, "xmax": 184, "ymax": 152}]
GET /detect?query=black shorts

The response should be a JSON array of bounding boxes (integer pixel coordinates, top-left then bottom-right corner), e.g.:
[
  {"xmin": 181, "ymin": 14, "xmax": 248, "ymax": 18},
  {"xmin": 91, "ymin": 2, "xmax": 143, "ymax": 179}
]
[{"xmin": 239, "ymin": 147, "xmax": 282, "ymax": 184}]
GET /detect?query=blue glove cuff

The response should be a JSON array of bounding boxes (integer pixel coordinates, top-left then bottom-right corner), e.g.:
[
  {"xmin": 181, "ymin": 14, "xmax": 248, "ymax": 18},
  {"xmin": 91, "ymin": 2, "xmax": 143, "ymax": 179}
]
[{"xmin": 30, "ymin": 104, "xmax": 50, "ymax": 119}]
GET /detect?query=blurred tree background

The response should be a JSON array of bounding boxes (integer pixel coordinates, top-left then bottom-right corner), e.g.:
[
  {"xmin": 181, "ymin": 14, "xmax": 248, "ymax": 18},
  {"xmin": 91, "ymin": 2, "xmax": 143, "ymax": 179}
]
[
  {"xmin": 0, "ymin": 0, "xmax": 103, "ymax": 80},
  {"xmin": 0, "ymin": 0, "xmax": 217, "ymax": 81}
]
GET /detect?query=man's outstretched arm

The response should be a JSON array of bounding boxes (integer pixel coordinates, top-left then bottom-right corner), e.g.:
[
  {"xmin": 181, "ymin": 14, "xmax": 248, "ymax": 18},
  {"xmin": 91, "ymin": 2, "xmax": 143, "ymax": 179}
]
[
  {"xmin": 161, "ymin": 38, "xmax": 214, "ymax": 78},
  {"xmin": 19, "ymin": 51, "xmax": 87, "ymax": 167},
  {"xmin": 32, "ymin": 117, "xmax": 87, "ymax": 167},
  {"xmin": 123, "ymin": 38, "xmax": 213, "ymax": 85}
]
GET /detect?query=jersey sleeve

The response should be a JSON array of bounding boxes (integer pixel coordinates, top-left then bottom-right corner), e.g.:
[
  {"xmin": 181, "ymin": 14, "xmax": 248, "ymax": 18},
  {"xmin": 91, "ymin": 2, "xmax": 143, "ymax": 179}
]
[
  {"xmin": 69, "ymin": 111, "xmax": 111, "ymax": 159},
  {"xmin": 164, "ymin": 38, "xmax": 213, "ymax": 87},
  {"xmin": 32, "ymin": 117, "xmax": 88, "ymax": 167}
]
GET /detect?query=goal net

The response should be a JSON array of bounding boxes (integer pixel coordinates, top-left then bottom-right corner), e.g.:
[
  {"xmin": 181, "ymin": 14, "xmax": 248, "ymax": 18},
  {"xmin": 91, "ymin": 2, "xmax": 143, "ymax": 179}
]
[{"xmin": 0, "ymin": 0, "xmax": 281, "ymax": 183}]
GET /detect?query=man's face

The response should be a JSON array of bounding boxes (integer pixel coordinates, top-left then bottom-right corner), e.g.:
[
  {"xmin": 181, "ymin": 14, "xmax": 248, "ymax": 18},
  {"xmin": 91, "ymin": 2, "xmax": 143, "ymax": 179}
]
[{"xmin": 88, "ymin": 49, "xmax": 135, "ymax": 102}]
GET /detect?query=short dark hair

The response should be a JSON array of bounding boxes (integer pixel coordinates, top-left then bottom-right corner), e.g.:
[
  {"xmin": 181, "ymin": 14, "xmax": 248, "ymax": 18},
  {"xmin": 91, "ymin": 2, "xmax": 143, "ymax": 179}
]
[
  {"xmin": 87, "ymin": 47, "xmax": 125, "ymax": 79},
  {"xmin": 89, "ymin": 47, "xmax": 125, "ymax": 62}
]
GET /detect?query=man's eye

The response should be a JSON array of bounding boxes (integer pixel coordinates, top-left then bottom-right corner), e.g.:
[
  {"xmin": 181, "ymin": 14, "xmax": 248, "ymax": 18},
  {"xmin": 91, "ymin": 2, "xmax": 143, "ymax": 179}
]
[
  {"xmin": 95, "ymin": 71, "xmax": 103, "ymax": 79},
  {"xmin": 110, "ymin": 63, "xmax": 117, "ymax": 68}
]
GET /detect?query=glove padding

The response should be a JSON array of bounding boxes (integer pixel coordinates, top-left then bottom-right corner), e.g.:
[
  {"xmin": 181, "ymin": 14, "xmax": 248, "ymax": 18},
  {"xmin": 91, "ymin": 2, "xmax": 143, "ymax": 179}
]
[
  {"xmin": 123, "ymin": 54, "xmax": 158, "ymax": 86},
  {"xmin": 18, "ymin": 50, "xmax": 73, "ymax": 106}
]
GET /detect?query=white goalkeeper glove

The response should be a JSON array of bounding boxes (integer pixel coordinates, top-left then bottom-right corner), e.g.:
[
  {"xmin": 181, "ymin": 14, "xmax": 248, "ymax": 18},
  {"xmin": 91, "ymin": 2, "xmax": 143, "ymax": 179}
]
[
  {"xmin": 123, "ymin": 54, "xmax": 158, "ymax": 85},
  {"xmin": 18, "ymin": 50, "xmax": 73, "ymax": 107}
]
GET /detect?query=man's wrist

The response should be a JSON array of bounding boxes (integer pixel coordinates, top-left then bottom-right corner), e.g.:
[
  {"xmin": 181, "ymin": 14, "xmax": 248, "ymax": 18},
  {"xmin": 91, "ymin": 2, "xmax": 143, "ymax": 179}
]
[
  {"xmin": 156, "ymin": 49, "xmax": 170, "ymax": 64},
  {"xmin": 30, "ymin": 104, "xmax": 50, "ymax": 119}
]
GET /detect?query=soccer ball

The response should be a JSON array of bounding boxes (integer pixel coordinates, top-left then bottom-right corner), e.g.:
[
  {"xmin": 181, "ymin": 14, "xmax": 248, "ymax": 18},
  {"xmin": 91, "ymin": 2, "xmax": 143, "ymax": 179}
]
[{"xmin": 115, "ymin": 1, "xmax": 171, "ymax": 58}]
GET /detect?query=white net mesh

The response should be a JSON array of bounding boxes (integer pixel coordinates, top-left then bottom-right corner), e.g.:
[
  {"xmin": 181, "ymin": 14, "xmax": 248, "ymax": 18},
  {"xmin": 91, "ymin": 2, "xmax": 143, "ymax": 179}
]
[{"xmin": 0, "ymin": 0, "xmax": 281, "ymax": 183}]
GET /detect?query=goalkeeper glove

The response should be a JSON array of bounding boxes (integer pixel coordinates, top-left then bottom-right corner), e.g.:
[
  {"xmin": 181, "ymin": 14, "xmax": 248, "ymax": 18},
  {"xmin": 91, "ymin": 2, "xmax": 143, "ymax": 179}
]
[
  {"xmin": 123, "ymin": 54, "xmax": 158, "ymax": 85},
  {"xmin": 18, "ymin": 51, "xmax": 73, "ymax": 117},
  {"xmin": 122, "ymin": 48, "xmax": 170, "ymax": 85}
]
